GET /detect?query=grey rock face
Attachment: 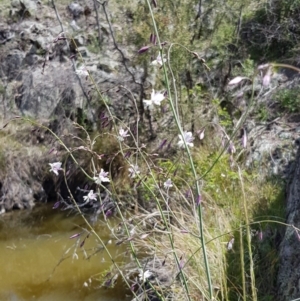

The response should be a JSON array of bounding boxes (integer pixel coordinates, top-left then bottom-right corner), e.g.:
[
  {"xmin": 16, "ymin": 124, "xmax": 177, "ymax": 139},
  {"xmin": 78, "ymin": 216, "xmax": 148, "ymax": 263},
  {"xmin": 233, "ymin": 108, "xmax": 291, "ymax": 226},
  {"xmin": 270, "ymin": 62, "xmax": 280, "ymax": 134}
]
[{"xmin": 277, "ymin": 147, "xmax": 300, "ymax": 300}]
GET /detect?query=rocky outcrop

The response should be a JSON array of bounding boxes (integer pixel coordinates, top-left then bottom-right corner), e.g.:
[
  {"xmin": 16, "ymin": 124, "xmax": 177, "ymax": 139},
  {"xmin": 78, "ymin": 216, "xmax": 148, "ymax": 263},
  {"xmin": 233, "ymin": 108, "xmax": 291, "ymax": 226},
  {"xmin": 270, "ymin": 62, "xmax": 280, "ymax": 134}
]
[
  {"xmin": 0, "ymin": 0, "xmax": 146, "ymax": 212},
  {"xmin": 277, "ymin": 146, "xmax": 300, "ymax": 300}
]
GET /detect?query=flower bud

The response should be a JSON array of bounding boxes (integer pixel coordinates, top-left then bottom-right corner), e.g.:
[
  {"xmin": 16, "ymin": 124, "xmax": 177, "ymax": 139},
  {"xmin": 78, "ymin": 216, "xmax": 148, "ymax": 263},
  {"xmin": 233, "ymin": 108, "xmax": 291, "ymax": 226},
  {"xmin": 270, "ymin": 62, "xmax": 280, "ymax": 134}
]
[{"xmin": 138, "ymin": 45, "xmax": 151, "ymax": 54}]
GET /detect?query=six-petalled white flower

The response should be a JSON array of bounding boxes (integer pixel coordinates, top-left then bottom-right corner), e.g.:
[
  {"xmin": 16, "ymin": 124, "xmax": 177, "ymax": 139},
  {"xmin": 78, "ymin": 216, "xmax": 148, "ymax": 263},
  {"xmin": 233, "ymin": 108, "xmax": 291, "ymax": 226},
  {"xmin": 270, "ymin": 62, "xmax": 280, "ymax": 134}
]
[
  {"xmin": 75, "ymin": 65, "xmax": 89, "ymax": 77},
  {"xmin": 118, "ymin": 128, "xmax": 130, "ymax": 141},
  {"xmin": 83, "ymin": 190, "xmax": 97, "ymax": 202},
  {"xmin": 94, "ymin": 169, "xmax": 110, "ymax": 184},
  {"xmin": 128, "ymin": 164, "xmax": 140, "ymax": 178},
  {"xmin": 151, "ymin": 54, "xmax": 166, "ymax": 66},
  {"xmin": 178, "ymin": 131, "xmax": 194, "ymax": 148},
  {"xmin": 143, "ymin": 89, "xmax": 165, "ymax": 110},
  {"xmin": 164, "ymin": 178, "xmax": 173, "ymax": 189},
  {"xmin": 49, "ymin": 162, "xmax": 62, "ymax": 176},
  {"xmin": 138, "ymin": 269, "xmax": 152, "ymax": 283}
]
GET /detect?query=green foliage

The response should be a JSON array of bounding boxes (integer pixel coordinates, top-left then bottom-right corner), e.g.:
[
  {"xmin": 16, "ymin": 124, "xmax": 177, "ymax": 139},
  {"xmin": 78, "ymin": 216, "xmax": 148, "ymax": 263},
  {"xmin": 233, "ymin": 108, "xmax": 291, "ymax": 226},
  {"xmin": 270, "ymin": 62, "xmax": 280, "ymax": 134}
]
[
  {"xmin": 256, "ymin": 104, "xmax": 270, "ymax": 121},
  {"xmin": 276, "ymin": 87, "xmax": 300, "ymax": 113},
  {"xmin": 241, "ymin": 0, "xmax": 300, "ymax": 60}
]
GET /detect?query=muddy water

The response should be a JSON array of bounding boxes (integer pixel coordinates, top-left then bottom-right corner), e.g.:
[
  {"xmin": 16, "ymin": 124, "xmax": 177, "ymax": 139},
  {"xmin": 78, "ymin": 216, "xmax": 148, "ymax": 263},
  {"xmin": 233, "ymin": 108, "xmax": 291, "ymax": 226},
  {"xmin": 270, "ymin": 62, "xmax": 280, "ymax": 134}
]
[{"xmin": 0, "ymin": 204, "xmax": 131, "ymax": 301}]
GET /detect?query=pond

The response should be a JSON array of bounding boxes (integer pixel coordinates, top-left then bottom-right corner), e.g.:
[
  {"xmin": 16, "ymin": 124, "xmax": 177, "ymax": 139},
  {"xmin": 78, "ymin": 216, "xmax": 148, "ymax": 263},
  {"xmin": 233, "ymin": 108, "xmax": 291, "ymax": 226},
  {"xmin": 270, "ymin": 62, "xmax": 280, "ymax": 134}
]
[{"xmin": 0, "ymin": 204, "xmax": 131, "ymax": 301}]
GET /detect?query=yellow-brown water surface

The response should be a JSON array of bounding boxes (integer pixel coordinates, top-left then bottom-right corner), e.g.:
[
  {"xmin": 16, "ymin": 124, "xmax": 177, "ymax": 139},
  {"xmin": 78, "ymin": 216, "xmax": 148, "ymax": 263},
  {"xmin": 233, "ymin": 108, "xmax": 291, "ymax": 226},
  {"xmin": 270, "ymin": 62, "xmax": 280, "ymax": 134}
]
[{"xmin": 0, "ymin": 204, "xmax": 130, "ymax": 301}]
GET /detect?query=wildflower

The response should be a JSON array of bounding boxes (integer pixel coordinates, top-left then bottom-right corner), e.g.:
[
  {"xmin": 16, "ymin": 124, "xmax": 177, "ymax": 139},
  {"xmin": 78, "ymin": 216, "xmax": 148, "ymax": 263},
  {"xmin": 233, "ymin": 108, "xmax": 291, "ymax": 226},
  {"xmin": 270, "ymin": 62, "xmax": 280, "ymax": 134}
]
[
  {"xmin": 128, "ymin": 164, "xmax": 140, "ymax": 178},
  {"xmin": 75, "ymin": 65, "xmax": 89, "ymax": 77},
  {"xmin": 197, "ymin": 128, "xmax": 205, "ymax": 140},
  {"xmin": 69, "ymin": 233, "xmax": 82, "ymax": 239},
  {"xmin": 228, "ymin": 141, "xmax": 236, "ymax": 154},
  {"xmin": 149, "ymin": 33, "xmax": 156, "ymax": 45},
  {"xmin": 177, "ymin": 131, "xmax": 194, "ymax": 148},
  {"xmin": 143, "ymin": 89, "xmax": 165, "ymax": 110},
  {"xmin": 242, "ymin": 128, "xmax": 247, "ymax": 148},
  {"xmin": 262, "ymin": 68, "xmax": 272, "ymax": 87},
  {"xmin": 83, "ymin": 190, "xmax": 97, "ymax": 202},
  {"xmin": 94, "ymin": 169, "xmax": 110, "ymax": 184},
  {"xmin": 138, "ymin": 45, "xmax": 151, "ymax": 54},
  {"xmin": 164, "ymin": 178, "xmax": 173, "ymax": 189},
  {"xmin": 52, "ymin": 201, "xmax": 60, "ymax": 209},
  {"xmin": 118, "ymin": 128, "xmax": 130, "ymax": 141},
  {"xmin": 49, "ymin": 162, "xmax": 62, "ymax": 176},
  {"xmin": 151, "ymin": 54, "xmax": 166, "ymax": 66},
  {"xmin": 228, "ymin": 76, "xmax": 248, "ymax": 86},
  {"xmin": 138, "ymin": 269, "xmax": 152, "ymax": 283},
  {"xmin": 257, "ymin": 63, "xmax": 270, "ymax": 71},
  {"xmin": 227, "ymin": 237, "xmax": 235, "ymax": 250},
  {"xmin": 196, "ymin": 194, "xmax": 202, "ymax": 206}
]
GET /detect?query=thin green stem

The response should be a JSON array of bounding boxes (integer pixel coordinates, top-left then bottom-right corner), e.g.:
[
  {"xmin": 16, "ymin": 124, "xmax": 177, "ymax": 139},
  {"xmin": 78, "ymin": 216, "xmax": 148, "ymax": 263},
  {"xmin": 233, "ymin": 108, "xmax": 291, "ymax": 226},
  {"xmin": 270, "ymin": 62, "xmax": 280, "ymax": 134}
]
[{"xmin": 146, "ymin": 1, "xmax": 213, "ymax": 299}]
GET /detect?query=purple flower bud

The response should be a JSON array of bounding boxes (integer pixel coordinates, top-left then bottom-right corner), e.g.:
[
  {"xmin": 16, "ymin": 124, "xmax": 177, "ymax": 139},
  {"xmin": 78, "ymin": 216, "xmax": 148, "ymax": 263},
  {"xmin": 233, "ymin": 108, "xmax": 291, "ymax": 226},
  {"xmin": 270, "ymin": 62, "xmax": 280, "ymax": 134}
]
[
  {"xmin": 158, "ymin": 139, "xmax": 167, "ymax": 150},
  {"xmin": 124, "ymin": 151, "xmax": 131, "ymax": 158},
  {"xmin": 80, "ymin": 239, "xmax": 86, "ymax": 248},
  {"xmin": 48, "ymin": 147, "xmax": 56, "ymax": 154},
  {"xmin": 138, "ymin": 45, "xmax": 151, "ymax": 54},
  {"xmin": 152, "ymin": 0, "xmax": 157, "ymax": 7},
  {"xmin": 104, "ymin": 278, "xmax": 112, "ymax": 287},
  {"xmin": 100, "ymin": 112, "xmax": 106, "ymax": 120},
  {"xmin": 150, "ymin": 33, "xmax": 157, "ymax": 45},
  {"xmin": 130, "ymin": 283, "xmax": 137, "ymax": 291},
  {"xmin": 228, "ymin": 141, "xmax": 236, "ymax": 154},
  {"xmin": 242, "ymin": 129, "xmax": 247, "ymax": 149},
  {"xmin": 53, "ymin": 201, "xmax": 60, "ymax": 209},
  {"xmin": 196, "ymin": 194, "xmax": 202, "ymax": 206},
  {"xmin": 258, "ymin": 231, "xmax": 263, "ymax": 241},
  {"xmin": 105, "ymin": 209, "xmax": 113, "ymax": 217},
  {"xmin": 69, "ymin": 233, "xmax": 81, "ymax": 239},
  {"xmin": 116, "ymin": 239, "xmax": 124, "ymax": 245},
  {"xmin": 179, "ymin": 258, "xmax": 184, "ymax": 269}
]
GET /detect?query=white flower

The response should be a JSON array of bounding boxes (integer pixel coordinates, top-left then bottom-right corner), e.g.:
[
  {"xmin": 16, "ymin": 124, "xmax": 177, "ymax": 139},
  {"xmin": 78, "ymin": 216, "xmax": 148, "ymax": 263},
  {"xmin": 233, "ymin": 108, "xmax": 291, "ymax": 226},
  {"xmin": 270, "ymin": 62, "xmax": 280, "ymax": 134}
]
[
  {"xmin": 118, "ymin": 128, "xmax": 130, "ymax": 141},
  {"xmin": 75, "ymin": 66, "xmax": 89, "ymax": 77},
  {"xmin": 177, "ymin": 131, "xmax": 194, "ymax": 148},
  {"xmin": 83, "ymin": 190, "xmax": 97, "ymax": 202},
  {"xmin": 143, "ymin": 89, "xmax": 165, "ymax": 110},
  {"xmin": 94, "ymin": 169, "xmax": 110, "ymax": 184},
  {"xmin": 138, "ymin": 269, "xmax": 152, "ymax": 283},
  {"xmin": 164, "ymin": 178, "xmax": 173, "ymax": 189},
  {"xmin": 49, "ymin": 162, "xmax": 62, "ymax": 176},
  {"xmin": 128, "ymin": 164, "xmax": 140, "ymax": 178},
  {"xmin": 151, "ymin": 54, "xmax": 166, "ymax": 66}
]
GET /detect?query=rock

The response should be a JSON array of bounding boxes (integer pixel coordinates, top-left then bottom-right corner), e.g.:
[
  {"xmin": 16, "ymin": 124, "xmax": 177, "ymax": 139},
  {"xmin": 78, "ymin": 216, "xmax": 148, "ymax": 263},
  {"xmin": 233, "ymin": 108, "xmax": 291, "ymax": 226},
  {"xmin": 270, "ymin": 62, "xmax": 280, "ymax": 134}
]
[
  {"xmin": 13, "ymin": 64, "xmax": 85, "ymax": 119},
  {"xmin": 0, "ymin": 24, "xmax": 15, "ymax": 44},
  {"xmin": 67, "ymin": 2, "xmax": 84, "ymax": 20},
  {"xmin": 277, "ymin": 146, "xmax": 300, "ymax": 300},
  {"xmin": 0, "ymin": 50, "xmax": 25, "ymax": 81}
]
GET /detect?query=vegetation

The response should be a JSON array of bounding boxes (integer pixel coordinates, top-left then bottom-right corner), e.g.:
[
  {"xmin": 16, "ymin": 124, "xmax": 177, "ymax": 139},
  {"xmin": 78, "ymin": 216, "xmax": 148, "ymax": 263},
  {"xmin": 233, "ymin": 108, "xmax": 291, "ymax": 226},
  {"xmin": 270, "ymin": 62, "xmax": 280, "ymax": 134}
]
[{"xmin": 3, "ymin": 0, "xmax": 300, "ymax": 300}]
